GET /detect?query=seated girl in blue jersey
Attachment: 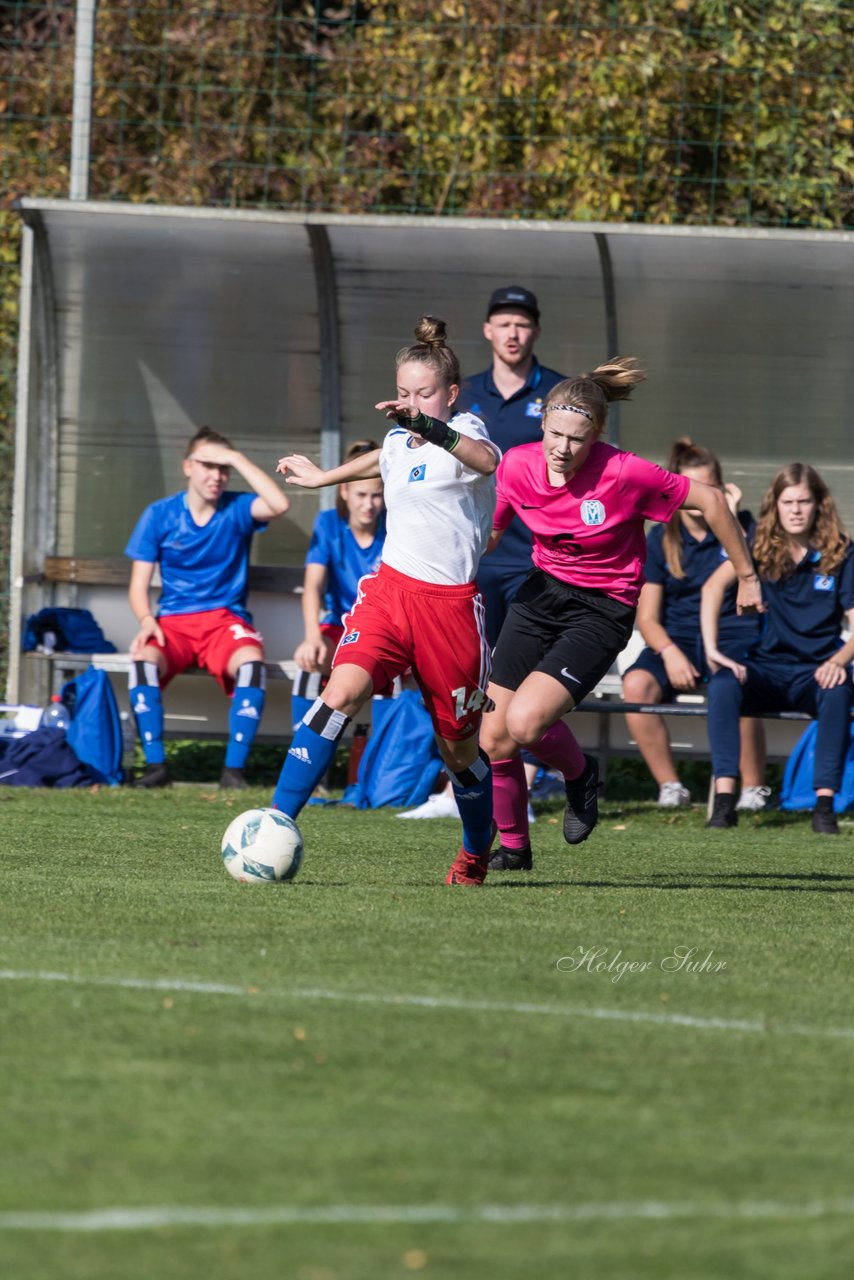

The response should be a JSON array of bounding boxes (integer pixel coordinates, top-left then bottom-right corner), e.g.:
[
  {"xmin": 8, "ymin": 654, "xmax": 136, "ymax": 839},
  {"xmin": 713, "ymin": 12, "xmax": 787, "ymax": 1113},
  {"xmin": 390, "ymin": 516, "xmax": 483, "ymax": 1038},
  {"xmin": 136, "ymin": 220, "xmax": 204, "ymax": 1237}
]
[
  {"xmin": 702, "ymin": 462, "xmax": 854, "ymax": 835},
  {"xmin": 291, "ymin": 439, "xmax": 385, "ymax": 723},
  {"xmin": 291, "ymin": 438, "xmax": 386, "ymax": 798},
  {"xmin": 622, "ymin": 438, "xmax": 768, "ymax": 811},
  {"xmin": 125, "ymin": 426, "xmax": 289, "ymax": 788}
]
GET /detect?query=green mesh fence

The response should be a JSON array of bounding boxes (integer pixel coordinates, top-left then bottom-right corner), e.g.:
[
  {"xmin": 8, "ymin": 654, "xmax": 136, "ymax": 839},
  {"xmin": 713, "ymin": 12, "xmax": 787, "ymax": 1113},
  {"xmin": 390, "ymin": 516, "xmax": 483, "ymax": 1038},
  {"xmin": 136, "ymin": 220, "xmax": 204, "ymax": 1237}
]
[
  {"xmin": 2, "ymin": 0, "xmax": 852, "ymax": 224},
  {"xmin": 2, "ymin": 0, "xmax": 854, "ymax": 683}
]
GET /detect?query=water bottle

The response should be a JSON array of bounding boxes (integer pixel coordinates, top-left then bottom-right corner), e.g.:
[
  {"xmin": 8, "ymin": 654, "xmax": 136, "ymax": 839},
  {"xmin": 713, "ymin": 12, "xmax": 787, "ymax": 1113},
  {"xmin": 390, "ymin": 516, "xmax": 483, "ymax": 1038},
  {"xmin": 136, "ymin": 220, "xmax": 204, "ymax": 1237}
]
[
  {"xmin": 120, "ymin": 711, "xmax": 136, "ymax": 780},
  {"xmin": 41, "ymin": 694, "xmax": 71, "ymax": 731}
]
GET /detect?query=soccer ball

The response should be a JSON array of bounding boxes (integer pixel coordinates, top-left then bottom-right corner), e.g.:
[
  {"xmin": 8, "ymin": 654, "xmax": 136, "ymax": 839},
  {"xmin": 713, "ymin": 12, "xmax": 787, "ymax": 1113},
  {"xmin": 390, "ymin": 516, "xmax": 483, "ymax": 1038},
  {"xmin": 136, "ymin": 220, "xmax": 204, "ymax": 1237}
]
[{"xmin": 221, "ymin": 808, "xmax": 304, "ymax": 884}]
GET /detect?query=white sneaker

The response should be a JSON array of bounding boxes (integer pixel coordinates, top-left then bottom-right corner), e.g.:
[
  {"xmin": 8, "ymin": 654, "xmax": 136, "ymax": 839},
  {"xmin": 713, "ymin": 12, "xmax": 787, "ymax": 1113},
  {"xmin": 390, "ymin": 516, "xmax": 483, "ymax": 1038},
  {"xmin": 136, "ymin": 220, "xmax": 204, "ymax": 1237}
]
[
  {"xmin": 736, "ymin": 785, "xmax": 772, "ymax": 812},
  {"xmin": 657, "ymin": 781, "xmax": 691, "ymax": 807},
  {"xmin": 396, "ymin": 790, "xmax": 459, "ymax": 819}
]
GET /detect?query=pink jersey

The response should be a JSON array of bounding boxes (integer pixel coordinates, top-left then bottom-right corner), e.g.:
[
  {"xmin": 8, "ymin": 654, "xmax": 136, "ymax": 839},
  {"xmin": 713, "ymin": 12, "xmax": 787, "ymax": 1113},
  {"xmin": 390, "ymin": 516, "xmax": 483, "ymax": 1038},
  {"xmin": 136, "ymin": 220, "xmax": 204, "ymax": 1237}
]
[{"xmin": 493, "ymin": 440, "xmax": 691, "ymax": 606}]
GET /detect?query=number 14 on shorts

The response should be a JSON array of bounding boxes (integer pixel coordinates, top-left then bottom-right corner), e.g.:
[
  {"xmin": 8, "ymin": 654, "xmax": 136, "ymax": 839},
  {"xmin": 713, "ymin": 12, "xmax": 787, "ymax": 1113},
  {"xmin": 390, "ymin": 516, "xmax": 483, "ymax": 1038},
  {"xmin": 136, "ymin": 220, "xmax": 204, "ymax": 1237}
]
[{"xmin": 451, "ymin": 686, "xmax": 494, "ymax": 720}]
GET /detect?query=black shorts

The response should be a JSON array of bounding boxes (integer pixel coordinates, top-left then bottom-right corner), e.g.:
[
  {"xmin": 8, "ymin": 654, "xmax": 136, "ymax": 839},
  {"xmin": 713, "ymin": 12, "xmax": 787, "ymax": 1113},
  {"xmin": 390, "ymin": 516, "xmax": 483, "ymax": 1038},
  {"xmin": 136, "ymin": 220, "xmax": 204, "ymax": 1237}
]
[{"xmin": 490, "ymin": 568, "xmax": 636, "ymax": 704}]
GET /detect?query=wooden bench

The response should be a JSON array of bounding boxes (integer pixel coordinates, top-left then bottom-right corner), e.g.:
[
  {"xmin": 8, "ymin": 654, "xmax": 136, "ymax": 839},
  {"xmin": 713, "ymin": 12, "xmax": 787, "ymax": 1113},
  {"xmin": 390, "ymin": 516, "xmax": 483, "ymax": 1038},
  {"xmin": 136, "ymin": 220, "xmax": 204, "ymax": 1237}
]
[{"xmin": 572, "ymin": 695, "xmax": 816, "ymax": 782}]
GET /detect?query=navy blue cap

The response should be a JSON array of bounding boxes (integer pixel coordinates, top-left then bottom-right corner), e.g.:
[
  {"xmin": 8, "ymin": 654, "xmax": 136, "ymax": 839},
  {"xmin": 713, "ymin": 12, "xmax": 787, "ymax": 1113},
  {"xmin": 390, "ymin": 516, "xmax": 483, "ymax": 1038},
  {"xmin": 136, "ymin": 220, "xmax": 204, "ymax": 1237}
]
[{"xmin": 487, "ymin": 285, "xmax": 540, "ymax": 323}]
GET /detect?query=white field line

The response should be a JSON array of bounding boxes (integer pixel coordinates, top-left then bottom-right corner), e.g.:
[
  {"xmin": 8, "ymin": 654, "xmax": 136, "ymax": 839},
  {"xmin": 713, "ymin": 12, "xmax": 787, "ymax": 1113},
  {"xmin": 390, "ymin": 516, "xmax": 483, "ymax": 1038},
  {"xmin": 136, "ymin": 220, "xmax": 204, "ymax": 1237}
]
[
  {"xmin": 2, "ymin": 968, "xmax": 854, "ymax": 1041},
  {"xmin": 2, "ymin": 1198, "xmax": 854, "ymax": 1232}
]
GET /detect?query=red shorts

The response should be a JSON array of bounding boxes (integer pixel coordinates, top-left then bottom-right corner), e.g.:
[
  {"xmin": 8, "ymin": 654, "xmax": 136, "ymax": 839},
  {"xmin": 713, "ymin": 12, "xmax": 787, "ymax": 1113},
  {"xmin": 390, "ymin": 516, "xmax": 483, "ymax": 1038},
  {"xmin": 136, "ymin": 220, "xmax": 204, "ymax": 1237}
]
[
  {"xmin": 153, "ymin": 609, "xmax": 264, "ymax": 694},
  {"xmin": 333, "ymin": 563, "xmax": 491, "ymax": 741}
]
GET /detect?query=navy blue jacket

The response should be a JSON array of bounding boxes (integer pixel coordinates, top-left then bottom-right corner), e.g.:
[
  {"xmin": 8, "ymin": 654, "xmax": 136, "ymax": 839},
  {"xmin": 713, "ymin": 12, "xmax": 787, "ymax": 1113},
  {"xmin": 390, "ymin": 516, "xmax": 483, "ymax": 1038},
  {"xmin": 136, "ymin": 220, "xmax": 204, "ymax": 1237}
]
[{"xmin": 457, "ymin": 358, "xmax": 565, "ymax": 568}]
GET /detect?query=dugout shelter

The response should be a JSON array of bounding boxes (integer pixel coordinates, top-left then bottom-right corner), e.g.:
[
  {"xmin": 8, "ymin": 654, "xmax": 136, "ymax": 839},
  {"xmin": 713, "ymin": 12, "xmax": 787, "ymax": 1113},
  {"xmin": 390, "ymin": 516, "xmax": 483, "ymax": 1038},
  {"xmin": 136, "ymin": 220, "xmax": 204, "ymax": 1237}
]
[{"xmin": 8, "ymin": 199, "xmax": 854, "ymax": 746}]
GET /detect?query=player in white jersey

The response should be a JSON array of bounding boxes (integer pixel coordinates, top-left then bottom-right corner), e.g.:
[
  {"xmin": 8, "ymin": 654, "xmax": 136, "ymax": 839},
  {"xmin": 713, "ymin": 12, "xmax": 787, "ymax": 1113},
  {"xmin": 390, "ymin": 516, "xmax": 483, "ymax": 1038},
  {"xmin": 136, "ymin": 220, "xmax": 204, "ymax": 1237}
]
[{"xmin": 272, "ymin": 316, "xmax": 501, "ymax": 885}]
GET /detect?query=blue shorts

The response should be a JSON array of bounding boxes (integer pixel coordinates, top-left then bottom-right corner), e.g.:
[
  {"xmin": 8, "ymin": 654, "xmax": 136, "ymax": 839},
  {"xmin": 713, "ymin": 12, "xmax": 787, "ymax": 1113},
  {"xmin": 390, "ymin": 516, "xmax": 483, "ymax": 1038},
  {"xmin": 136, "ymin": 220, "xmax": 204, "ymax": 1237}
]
[
  {"xmin": 624, "ymin": 636, "xmax": 703, "ymax": 701},
  {"xmin": 624, "ymin": 629, "xmax": 756, "ymax": 701}
]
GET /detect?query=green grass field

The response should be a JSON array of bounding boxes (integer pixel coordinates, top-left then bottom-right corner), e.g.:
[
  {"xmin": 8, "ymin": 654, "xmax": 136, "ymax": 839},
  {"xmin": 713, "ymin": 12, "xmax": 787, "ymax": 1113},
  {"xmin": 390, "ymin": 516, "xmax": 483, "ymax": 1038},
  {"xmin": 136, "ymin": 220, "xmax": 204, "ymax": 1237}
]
[{"xmin": 2, "ymin": 782, "xmax": 853, "ymax": 1280}]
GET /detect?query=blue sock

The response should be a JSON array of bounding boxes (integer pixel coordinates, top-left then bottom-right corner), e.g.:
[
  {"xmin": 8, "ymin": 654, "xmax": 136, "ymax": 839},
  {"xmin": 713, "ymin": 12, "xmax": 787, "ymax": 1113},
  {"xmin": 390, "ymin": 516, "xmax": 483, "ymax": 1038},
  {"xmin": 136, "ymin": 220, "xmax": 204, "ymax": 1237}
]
[
  {"xmin": 129, "ymin": 661, "xmax": 165, "ymax": 765},
  {"xmin": 272, "ymin": 697, "xmax": 350, "ymax": 820},
  {"xmin": 225, "ymin": 661, "xmax": 266, "ymax": 769},
  {"xmin": 449, "ymin": 749, "xmax": 493, "ymax": 855}
]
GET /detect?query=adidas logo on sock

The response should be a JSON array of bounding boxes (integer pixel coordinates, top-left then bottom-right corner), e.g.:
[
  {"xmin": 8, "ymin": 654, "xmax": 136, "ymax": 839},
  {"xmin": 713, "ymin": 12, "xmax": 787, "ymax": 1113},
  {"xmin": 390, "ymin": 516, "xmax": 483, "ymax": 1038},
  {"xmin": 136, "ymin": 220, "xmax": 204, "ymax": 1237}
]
[
  {"xmin": 288, "ymin": 746, "xmax": 311, "ymax": 764},
  {"xmin": 237, "ymin": 701, "xmax": 260, "ymax": 719}
]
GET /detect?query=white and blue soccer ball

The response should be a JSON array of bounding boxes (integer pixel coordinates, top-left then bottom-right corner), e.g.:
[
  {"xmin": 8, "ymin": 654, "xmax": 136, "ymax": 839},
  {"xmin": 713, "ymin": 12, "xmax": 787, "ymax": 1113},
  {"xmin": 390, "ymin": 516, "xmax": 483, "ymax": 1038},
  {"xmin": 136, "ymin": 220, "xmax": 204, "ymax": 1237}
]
[{"xmin": 221, "ymin": 808, "xmax": 304, "ymax": 884}]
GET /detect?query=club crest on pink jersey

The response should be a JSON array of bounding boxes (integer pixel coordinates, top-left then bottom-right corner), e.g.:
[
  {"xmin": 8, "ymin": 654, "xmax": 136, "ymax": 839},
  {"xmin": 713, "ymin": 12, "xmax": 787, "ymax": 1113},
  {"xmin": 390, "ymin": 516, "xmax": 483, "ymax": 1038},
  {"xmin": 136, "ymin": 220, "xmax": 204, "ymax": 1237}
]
[{"xmin": 580, "ymin": 499, "xmax": 605, "ymax": 526}]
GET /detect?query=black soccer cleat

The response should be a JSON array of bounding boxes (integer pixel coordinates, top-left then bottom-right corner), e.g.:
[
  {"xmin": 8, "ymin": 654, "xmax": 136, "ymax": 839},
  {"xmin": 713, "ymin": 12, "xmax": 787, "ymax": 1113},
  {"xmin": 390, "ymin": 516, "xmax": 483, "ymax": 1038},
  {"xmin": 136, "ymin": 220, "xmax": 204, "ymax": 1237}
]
[
  {"xmin": 488, "ymin": 843, "xmax": 533, "ymax": 872},
  {"xmin": 132, "ymin": 762, "xmax": 171, "ymax": 789},
  {"xmin": 219, "ymin": 766, "xmax": 250, "ymax": 790},
  {"xmin": 811, "ymin": 803, "xmax": 839, "ymax": 836},
  {"xmin": 563, "ymin": 754, "xmax": 600, "ymax": 845},
  {"xmin": 706, "ymin": 793, "xmax": 738, "ymax": 829}
]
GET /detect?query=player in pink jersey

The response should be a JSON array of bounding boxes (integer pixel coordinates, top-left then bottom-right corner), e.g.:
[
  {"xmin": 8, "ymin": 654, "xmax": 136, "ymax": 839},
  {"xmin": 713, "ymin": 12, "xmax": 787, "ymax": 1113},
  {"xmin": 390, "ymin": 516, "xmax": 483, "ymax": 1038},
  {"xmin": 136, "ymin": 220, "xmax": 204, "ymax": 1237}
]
[{"xmin": 478, "ymin": 358, "xmax": 763, "ymax": 869}]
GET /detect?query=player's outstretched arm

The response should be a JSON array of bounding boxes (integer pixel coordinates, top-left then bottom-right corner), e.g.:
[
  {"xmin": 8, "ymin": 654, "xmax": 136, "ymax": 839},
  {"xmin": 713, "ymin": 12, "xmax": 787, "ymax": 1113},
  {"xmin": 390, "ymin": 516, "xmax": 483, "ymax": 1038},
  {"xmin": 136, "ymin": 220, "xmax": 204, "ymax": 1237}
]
[
  {"xmin": 376, "ymin": 401, "xmax": 499, "ymax": 476},
  {"xmin": 277, "ymin": 449, "xmax": 382, "ymax": 488}
]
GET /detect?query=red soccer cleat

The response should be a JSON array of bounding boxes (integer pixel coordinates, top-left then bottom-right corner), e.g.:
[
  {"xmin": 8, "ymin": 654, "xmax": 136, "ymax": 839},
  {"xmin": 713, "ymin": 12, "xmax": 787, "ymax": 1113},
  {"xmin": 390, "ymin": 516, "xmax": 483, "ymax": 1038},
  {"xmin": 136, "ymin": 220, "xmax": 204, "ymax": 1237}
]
[{"xmin": 445, "ymin": 822, "xmax": 498, "ymax": 886}]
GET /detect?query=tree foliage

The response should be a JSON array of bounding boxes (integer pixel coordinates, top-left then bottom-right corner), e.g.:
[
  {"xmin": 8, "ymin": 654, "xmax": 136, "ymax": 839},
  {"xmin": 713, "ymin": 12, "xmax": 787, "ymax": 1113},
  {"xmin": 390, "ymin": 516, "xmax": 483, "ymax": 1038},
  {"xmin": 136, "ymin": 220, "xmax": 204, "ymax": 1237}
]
[{"xmin": 2, "ymin": 0, "xmax": 851, "ymax": 225}]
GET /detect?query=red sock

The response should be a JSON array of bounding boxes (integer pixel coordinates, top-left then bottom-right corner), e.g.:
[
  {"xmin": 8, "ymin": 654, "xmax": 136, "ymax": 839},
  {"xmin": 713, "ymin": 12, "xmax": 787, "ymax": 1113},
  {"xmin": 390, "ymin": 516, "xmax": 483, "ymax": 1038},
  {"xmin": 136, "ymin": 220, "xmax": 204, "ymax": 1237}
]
[
  {"xmin": 492, "ymin": 756, "xmax": 530, "ymax": 849},
  {"xmin": 532, "ymin": 720, "xmax": 586, "ymax": 780}
]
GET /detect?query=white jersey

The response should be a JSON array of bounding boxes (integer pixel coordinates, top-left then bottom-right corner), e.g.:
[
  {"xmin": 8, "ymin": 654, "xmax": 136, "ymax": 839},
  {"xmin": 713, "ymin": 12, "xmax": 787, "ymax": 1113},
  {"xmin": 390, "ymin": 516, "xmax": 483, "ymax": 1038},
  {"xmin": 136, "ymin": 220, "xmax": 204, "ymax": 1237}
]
[{"xmin": 379, "ymin": 411, "xmax": 499, "ymax": 586}]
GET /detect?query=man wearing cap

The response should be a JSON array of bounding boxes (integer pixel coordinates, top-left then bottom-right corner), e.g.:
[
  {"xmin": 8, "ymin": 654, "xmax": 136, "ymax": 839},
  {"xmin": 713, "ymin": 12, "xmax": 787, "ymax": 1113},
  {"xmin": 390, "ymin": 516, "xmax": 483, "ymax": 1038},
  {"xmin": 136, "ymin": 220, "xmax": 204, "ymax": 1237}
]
[
  {"xmin": 396, "ymin": 286, "xmax": 566, "ymax": 822},
  {"xmin": 457, "ymin": 286, "xmax": 566, "ymax": 645}
]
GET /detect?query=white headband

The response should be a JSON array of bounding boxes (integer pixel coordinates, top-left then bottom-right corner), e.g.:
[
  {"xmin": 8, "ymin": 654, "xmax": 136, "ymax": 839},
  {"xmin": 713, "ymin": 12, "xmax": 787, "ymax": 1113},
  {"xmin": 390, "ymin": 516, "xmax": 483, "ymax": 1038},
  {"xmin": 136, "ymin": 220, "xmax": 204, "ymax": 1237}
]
[{"xmin": 545, "ymin": 402, "xmax": 594, "ymax": 422}]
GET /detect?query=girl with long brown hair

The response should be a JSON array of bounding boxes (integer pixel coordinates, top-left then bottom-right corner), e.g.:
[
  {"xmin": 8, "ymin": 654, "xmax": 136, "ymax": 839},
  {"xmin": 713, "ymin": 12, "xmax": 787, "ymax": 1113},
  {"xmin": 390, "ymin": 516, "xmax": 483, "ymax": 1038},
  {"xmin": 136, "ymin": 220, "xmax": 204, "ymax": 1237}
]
[{"xmin": 702, "ymin": 463, "xmax": 854, "ymax": 835}]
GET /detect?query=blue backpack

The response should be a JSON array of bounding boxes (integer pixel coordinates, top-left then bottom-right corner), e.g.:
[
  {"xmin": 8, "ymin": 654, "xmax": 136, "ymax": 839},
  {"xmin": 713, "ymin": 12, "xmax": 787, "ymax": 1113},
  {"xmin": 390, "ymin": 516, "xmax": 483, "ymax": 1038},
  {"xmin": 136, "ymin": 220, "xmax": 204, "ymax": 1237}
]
[
  {"xmin": 61, "ymin": 666, "xmax": 124, "ymax": 786},
  {"xmin": 342, "ymin": 689, "xmax": 444, "ymax": 809},
  {"xmin": 780, "ymin": 720, "xmax": 854, "ymax": 813}
]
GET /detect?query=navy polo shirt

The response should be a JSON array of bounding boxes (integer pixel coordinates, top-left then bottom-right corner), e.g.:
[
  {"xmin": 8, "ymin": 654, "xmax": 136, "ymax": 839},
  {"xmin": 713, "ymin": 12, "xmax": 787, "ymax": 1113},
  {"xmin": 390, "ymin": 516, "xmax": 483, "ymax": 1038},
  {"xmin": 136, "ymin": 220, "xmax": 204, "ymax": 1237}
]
[
  {"xmin": 646, "ymin": 512, "xmax": 759, "ymax": 648},
  {"xmin": 752, "ymin": 543, "xmax": 854, "ymax": 664},
  {"xmin": 458, "ymin": 357, "xmax": 565, "ymax": 567}
]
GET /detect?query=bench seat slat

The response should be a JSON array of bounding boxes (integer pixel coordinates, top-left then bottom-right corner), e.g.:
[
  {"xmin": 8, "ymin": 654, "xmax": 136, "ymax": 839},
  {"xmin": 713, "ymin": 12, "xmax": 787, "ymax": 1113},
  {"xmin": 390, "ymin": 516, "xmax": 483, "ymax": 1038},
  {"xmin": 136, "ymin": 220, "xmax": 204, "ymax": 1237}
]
[{"xmin": 41, "ymin": 556, "xmax": 303, "ymax": 593}]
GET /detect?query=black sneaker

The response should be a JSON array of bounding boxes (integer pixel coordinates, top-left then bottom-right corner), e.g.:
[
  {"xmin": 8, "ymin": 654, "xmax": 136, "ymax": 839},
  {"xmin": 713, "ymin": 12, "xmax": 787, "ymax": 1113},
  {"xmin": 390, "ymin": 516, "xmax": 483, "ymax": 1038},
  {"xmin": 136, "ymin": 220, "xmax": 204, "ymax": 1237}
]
[
  {"xmin": 488, "ymin": 843, "xmax": 533, "ymax": 871},
  {"xmin": 132, "ymin": 762, "xmax": 171, "ymax": 789},
  {"xmin": 563, "ymin": 754, "xmax": 599, "ymax": 845},
  {"xmin": 706, "ymin": 793, "xmax": 738, "ymax": 829},
  {"xmin": 812, "ymin": 805, "xmax": 839, "ymax": 836},
  {"xmin": 219, "ymin": 767, "xmax": 250, "ymax": 790}
]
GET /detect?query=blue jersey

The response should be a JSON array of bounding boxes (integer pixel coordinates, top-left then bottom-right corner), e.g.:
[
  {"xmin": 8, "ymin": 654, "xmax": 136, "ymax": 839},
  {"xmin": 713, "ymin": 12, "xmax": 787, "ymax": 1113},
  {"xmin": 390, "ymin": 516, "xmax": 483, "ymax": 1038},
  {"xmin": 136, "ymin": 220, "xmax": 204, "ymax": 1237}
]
[
  {"xmin": 124, "ymin": 491, "xmax": 266, "ymax": 620},
  {"xmin": 645, "ymin": 511, "xmax": 758, "ymax": 650},
  {"xmin": 305, "ymin": 508, "xmax": 386, "ymax": 624},
  {"xmin": 752, "ymin": 543, "xmax": 854, "ymax": 665},
  {"xmin": 457, "ymin": 358, "xmax": 565, "ymax": 568}
]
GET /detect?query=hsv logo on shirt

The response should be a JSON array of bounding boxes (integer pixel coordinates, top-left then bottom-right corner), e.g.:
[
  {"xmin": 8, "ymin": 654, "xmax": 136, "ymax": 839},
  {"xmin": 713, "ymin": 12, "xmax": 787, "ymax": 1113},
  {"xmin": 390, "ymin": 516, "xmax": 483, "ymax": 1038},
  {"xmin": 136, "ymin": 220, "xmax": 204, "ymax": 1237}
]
[
  {"xmin": 814, "ymin": 575, "xmax": 834, "ymax": 591},
  {"xmin": 408, "ymin": 465, "xmax": 426, "ymax": 483}
]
